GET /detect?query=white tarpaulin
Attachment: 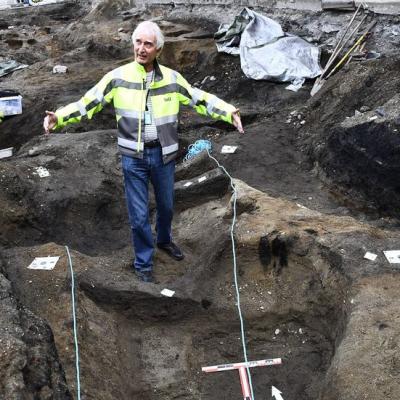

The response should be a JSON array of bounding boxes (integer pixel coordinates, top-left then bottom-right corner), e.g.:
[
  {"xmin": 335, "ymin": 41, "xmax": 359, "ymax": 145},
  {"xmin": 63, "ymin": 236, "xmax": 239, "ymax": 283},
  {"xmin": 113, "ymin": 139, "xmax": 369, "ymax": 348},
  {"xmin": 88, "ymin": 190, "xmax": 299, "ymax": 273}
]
[{"xmin": 215, "ymin": 8, "xmax": 322, "ymax": 91}]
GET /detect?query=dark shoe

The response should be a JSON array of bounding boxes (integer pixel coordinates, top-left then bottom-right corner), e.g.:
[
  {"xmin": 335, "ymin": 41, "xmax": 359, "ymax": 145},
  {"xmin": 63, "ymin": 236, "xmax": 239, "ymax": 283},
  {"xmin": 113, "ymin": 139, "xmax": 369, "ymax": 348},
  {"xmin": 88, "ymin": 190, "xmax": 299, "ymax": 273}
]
[
  {"xmin": 134, "ymin": 270, "xmax": 154, "ymax": 283},
  {"xmin": 157, "ymin": 242, "xmax": 184, "ymax": 261}
]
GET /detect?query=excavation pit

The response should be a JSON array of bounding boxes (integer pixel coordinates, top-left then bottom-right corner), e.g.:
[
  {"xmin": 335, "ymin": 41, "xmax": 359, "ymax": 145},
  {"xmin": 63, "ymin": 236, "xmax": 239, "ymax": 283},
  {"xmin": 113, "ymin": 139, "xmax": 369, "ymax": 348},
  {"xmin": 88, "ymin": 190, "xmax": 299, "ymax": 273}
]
[{"xmin": 1, "ymin": 2, "xmax": 400, "ymax": 399}]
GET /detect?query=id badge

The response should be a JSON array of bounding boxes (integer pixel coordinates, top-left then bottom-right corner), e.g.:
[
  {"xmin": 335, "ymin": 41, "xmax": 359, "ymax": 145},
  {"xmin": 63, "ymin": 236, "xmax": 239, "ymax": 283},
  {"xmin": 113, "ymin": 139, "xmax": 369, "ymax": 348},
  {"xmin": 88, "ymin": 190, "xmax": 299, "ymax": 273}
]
[{"xmin": 144, "ymin": 111, "xmax": 152, "ymax": 125}]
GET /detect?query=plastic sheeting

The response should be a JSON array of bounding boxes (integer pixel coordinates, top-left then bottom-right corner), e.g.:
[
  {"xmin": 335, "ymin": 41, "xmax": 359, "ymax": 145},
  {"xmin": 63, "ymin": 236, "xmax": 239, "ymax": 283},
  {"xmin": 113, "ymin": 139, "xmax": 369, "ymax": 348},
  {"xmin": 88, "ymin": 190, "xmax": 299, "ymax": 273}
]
[
  {"xmin": 0, "ymin": 60, "xmax": 28, "ymax": 78},
  {"xmin": 215, "ymin": 8, "xmax": 322, "ymax": 91},
  {"xmin": 29, "ymin": 0, "xmax": 66, "ymax": 6}
]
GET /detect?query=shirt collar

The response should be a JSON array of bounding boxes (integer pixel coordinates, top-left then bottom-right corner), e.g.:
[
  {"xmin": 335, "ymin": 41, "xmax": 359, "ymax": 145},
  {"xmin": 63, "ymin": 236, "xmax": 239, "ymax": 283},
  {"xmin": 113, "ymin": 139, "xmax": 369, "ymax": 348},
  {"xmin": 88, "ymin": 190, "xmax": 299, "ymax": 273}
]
[{"xmin": 133, "ymin": 59, "xmax": 163, "ymax": 82}]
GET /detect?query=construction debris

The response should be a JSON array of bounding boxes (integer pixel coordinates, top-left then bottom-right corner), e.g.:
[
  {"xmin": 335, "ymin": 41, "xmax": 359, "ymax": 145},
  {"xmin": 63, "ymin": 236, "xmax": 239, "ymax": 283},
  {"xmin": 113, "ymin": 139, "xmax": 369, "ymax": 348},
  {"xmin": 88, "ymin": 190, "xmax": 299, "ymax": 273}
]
[
  {"xmin": 0, "ymin": 92, "xmax": 22, "ymax": 116},
  {"xmin": 0, "ymin": 147, "xmax": 13, "ymax": 159},
  {"xmin": 52, "ymin": 65, "xmax": 68, "ymax": 74},
  {"xmin": 0, "ymin": 60, "xmax": 28, "ymax": 78}
]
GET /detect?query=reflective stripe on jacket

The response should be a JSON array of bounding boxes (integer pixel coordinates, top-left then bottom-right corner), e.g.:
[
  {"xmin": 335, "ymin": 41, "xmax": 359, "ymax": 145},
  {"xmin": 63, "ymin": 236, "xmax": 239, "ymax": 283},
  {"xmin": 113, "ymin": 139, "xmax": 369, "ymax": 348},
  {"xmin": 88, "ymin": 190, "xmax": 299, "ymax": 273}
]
[{"xmin": 54, "ymin": 60, "xmax": 236, "ymax": 163}]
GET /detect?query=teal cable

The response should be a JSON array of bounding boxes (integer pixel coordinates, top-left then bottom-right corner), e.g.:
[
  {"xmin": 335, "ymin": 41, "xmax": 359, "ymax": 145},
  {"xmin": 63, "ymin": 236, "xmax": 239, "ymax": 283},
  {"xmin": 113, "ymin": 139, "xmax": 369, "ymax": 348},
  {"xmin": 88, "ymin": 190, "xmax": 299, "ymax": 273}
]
[
  {"xmin": 184, "ymin": 139, "xmax": 212, "ymax": 161},
  {"xmin": 65, "ymin": 246, "xmax": 81, "ymax": 400},
  {"xmin": 206, "ymin": 148, "xmax": 255, "ymax": 400}
]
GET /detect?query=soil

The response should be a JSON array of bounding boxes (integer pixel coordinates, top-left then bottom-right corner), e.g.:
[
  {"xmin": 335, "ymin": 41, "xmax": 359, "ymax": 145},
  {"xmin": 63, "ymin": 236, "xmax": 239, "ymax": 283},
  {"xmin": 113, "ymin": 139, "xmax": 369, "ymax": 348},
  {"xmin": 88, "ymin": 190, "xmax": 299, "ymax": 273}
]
[{"xmin": 1, "ymin": 1, "xmax": 400, "ymax": 400}]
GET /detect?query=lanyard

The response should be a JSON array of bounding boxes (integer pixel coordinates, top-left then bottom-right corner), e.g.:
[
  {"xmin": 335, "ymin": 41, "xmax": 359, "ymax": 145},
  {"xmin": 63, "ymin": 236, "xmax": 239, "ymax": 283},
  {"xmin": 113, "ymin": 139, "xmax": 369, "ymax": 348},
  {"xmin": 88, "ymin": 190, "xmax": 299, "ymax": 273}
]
[{"xmin": 145, "ymin": 70, "xmax": 154, "ymax": 111}]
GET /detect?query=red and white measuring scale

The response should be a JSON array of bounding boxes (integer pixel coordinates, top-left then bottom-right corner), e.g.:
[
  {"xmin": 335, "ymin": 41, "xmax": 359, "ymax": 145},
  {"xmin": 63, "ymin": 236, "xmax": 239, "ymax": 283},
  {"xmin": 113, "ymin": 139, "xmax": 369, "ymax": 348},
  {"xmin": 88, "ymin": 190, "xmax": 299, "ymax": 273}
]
[{"xmin": 202, "ymin": 358, "xmax": 282, "ymax": 400}]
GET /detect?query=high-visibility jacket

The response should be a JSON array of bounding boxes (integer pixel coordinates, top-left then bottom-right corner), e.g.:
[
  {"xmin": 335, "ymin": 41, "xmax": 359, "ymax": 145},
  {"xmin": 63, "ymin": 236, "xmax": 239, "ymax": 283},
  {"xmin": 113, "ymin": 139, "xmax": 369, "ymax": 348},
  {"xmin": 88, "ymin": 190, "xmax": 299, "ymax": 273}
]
[{"xmin": 54, "ymin": 60, "xmax": 236, "ymax": 163}]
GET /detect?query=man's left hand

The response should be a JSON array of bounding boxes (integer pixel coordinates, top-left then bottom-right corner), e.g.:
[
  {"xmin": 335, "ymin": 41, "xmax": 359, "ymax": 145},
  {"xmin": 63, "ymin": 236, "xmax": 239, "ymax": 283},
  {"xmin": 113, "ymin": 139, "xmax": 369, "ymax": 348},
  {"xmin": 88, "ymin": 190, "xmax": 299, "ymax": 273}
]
[{"xmin": 232, "ymin": 109, "xmax": 244, "ymax": 134}]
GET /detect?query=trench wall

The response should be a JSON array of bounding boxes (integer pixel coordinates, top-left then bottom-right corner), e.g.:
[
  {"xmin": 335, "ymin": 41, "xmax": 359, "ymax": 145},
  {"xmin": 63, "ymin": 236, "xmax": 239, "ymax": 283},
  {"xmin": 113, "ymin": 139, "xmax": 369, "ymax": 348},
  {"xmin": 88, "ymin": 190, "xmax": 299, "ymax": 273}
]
[{"xmin": 136, "ymin": 0, "xmax": 400, "ymax": 15}]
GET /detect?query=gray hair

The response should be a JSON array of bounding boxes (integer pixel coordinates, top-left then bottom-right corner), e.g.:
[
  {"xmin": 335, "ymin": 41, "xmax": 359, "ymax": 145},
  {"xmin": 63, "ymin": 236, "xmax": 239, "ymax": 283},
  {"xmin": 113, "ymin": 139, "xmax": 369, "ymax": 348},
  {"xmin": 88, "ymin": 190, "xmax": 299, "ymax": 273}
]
[{"xmin": 131, "ymin": 21, "xmax": 165, "ymax": 50}]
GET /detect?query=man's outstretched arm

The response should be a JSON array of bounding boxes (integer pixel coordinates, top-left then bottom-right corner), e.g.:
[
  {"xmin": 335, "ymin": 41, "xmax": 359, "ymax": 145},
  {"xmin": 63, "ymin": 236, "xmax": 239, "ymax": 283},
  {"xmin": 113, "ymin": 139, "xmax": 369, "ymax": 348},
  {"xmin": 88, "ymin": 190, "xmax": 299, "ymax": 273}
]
[
  {"xmin": 176, "ymin": 73, "xmax": 244, "ymax": 134},
  {"xmin": 42, "ymin": 71, "xmax": 115, "ymax": 134}
]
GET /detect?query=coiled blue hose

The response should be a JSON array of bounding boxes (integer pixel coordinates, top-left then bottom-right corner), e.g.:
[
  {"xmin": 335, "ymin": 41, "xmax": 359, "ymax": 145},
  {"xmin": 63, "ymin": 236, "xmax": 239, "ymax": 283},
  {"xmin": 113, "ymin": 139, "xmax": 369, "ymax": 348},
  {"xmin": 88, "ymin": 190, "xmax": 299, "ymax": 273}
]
[{"xmin": 184, "ymin": 139, "xmax": 212, "ymax": 161}]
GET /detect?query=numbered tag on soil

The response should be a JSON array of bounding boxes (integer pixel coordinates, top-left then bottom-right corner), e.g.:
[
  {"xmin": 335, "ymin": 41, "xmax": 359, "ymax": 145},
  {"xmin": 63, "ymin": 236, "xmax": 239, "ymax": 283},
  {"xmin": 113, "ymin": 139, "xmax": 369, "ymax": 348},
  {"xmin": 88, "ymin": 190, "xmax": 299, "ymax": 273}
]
[
  {"xmin": 383, "ymin": 251, "xmax": 400, "ymax": 264},
  {"xmin": 28, "ymin": 256, "xmax": 60, "ymax": 270}
]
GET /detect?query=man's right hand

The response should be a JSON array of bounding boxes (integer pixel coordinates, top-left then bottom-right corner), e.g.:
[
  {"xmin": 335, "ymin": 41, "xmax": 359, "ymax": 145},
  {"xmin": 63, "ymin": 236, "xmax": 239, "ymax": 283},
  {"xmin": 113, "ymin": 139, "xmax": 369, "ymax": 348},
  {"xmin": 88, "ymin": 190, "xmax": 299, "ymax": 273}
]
[
  {"xmin": 232, "ymin": 109, "xmax": 244, "ymax": 134},
  {"xmin": 43, "ymin": 111, "xmax": 57, "ymax": 134}
]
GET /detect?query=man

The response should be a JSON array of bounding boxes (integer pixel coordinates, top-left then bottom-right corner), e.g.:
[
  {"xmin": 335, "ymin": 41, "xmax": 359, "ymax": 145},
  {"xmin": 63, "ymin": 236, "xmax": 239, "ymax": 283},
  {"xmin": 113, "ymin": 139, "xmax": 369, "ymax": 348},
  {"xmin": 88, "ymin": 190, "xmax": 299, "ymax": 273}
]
[{"xmin": 43, "ymin": 21, "xmax": 244, "ymax": 283}]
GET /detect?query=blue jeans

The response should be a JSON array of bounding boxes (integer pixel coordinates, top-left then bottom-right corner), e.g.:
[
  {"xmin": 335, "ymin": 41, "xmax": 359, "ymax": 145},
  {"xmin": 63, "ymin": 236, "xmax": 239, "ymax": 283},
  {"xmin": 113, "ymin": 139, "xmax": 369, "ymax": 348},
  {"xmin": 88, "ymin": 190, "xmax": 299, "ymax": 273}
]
[{"xmin": 122, "ymin": 147, "xmax": 175, "ymax": 272}]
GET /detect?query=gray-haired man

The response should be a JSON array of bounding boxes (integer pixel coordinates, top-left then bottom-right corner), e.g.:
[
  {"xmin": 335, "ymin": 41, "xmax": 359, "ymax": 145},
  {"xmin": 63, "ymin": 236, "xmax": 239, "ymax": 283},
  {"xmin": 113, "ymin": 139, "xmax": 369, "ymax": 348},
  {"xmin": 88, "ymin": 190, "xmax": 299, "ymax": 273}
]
[{"xmin": 43, "ymin": 21, "xmax": 244, "ymax": 282}]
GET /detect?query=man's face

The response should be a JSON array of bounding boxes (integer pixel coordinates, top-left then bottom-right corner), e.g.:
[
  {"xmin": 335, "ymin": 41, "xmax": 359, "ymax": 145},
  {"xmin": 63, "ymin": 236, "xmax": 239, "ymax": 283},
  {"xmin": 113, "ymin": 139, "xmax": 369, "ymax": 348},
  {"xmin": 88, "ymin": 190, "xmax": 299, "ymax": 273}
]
[{"xmin": 133, "ymin": 29, "xmax": 158, "ymax": 68}]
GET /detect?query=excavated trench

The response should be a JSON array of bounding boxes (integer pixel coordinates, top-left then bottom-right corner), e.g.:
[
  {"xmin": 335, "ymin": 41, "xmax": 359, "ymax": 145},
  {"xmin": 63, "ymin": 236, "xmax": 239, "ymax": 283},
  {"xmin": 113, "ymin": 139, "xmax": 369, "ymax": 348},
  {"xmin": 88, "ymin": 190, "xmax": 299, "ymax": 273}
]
[
  {"xmin": 1, "ymin": 2, "xmax": 400, "ymax": 400},
  {"xmin": 1, "ymin": 189, "xmax": 350, "ymax": 400}
]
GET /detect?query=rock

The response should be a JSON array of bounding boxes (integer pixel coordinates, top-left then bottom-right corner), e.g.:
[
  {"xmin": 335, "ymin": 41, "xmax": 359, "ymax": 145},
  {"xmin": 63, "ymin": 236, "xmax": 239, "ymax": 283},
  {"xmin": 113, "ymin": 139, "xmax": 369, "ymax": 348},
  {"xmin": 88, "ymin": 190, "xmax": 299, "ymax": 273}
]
[
  {"xmin": 175, "ymin": 150, "xmax": 216, "ymax": 182},
  {"xmin": 0, "ymin": 274, "xmax": 27, "ymax": 399},
  {"xmin": 0, "ymin": 270, "xmax": 71, "ymax": 399},
  {"xmin": 375, "ymin": 106, "xmax": 386, "ymax": 117},
  {"xmin": 175, "ymin": 167, "xmax": 230, "ymax": 211},
  {"xmin": 52, "ymin": 65, "xmax": 68, "ymax": 74},
  {"xmin": 28, "ymin": 147, "xmax": 40, "ymax": 157}
]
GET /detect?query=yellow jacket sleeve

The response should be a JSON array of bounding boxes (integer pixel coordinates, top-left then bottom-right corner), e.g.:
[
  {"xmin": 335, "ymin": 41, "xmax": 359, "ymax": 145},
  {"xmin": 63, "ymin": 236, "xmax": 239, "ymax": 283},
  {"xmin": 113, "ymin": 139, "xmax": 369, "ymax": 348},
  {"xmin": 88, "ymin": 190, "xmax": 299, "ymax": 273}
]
[
  {"xmin": 54, "ymin": 71, "xmax": 115, "ymax": 130},
  {"xmin": 175, "ymin": 73, "xmax": 236, "ymax": 124}
]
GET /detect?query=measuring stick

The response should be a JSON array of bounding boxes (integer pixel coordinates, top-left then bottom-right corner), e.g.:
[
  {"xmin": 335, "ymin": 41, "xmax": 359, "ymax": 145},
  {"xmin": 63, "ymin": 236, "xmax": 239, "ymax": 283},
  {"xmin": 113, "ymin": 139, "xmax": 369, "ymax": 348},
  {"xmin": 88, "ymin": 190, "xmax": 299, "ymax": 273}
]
[
  {"xmin": 202, "ymin": 358, "xmax": 282, "ymax": 372},
  {"xmin": 202, "ymin": 358, "xmax": 282, "ymax": 400}
]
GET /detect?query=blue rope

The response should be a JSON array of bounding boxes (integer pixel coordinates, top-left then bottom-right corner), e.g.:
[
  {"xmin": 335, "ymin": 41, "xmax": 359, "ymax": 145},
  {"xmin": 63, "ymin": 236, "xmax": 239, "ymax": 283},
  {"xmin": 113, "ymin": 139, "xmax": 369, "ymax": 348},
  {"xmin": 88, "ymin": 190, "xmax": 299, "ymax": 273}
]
[
  {"xmin": 199, "ymin": 145, "xmax": 255, "ymax": 400},
  {"xmin": 65, "ymin": 246, "xmax": 81, "ymax": 400},
  {"xmin": 184, "ymin": 139, "xmax": 212, "ymax": 161}
]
